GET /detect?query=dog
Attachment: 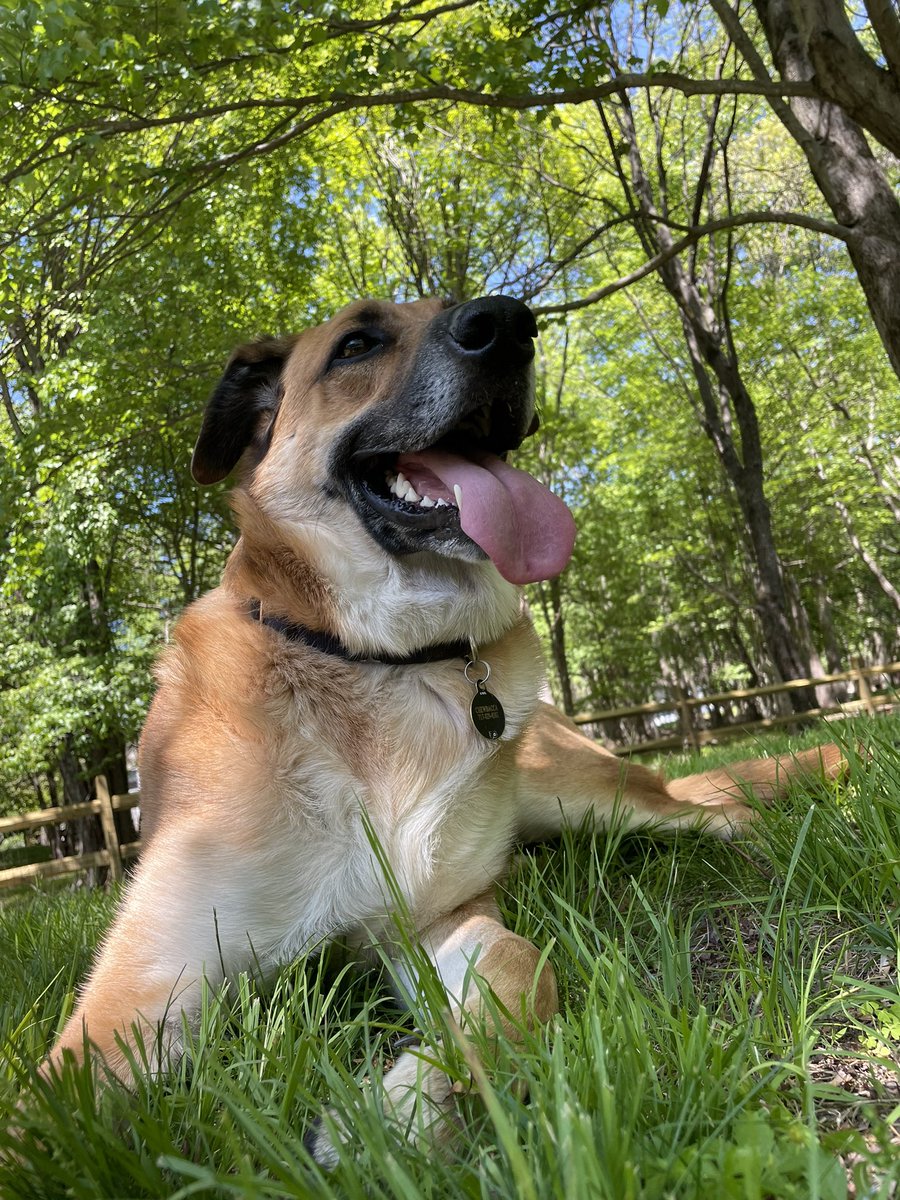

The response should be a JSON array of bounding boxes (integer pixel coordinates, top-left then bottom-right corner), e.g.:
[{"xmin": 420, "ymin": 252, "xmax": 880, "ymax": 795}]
[{"xmin": 47, "ymin": 295, "xmax": 842, "ymax": 1164}]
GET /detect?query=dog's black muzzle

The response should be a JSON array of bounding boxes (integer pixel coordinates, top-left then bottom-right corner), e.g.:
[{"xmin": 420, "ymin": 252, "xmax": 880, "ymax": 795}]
[
  {"xmin": 329, "ymin": 295, "xmax": 540, "ymax": 560},
  {"xmin": 444, "ymin": 295, "xmax": 538, "ymax": 369},
  {"xmin": 416, "ymin": 296, "xmax": 538, "ymax": 452},
  {"xmin": 376, "ymin": 295, "xmax": 539, "ymax": 457}
]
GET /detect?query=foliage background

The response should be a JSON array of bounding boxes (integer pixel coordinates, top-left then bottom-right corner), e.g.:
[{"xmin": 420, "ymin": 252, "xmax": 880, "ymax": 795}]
[
  {"xmin": 0, "ymin": 0, "xmax": 898, "ymax": 817},
  {"xmin": 0, "ymin": 4, "xmax": 898, "ymax": 1194}
]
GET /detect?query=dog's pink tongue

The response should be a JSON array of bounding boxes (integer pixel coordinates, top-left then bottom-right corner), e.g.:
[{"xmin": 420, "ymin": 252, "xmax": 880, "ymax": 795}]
[{"xmin": 397, "ymin": 450, "xmax": 576, "ymax": 584}]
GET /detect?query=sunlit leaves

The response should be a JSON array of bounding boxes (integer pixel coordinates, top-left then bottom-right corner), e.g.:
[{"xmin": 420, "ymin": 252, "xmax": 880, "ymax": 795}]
[{"xmin": 0, "ymin": 0, "xmax": 898, "ymax": 805}]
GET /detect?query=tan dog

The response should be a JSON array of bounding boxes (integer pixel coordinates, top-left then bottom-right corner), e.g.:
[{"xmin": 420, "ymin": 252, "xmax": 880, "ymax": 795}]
[{"xmin": 49, "ymin": 296, "xmax": 841, "ymax": 1163}]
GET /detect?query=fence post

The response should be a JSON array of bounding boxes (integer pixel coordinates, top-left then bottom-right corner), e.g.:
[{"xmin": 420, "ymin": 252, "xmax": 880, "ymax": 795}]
[
  {"xmin": 850, "ymin": 655, "xmax": 876, "ymax": 716},
  {"xmin": 94, "ymin": 775, "xmax": 123, "ymax": 883},
  {"xmin": 672, "ymin": 684, "xmax": 701, "ymax": 752}
]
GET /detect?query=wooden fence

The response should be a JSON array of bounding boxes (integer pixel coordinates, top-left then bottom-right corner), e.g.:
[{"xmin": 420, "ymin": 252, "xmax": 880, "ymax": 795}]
[
  {"xmin": 0, "ymin": 660, "xmax": 896, "ymax": 891},
  {"xmin": 0, "ymin": 777, "xmax": 141, "ymax": 891},
  {"xmin": 574, "ymin": 658, "xmax": 899, "ymax": 755}
]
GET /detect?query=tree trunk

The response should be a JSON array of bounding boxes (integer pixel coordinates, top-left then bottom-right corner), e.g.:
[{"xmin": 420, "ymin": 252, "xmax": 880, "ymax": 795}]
[
  {"xmin": 603, "ymin": 92, "xmax": 817, "ymax": 710},
  {"xmin": 546, "ymin": 576, "xmax": 575, "ymax": 717},
  {"xmin": 719, "ymin": 0, "xmax": 900, "ymax": 380},
  {"xmin": 91, "ymin": 734, "xmax": 139, "ymax": 846},
  {"xmin": 534, "ymin": 579, "xmax": 575, "ymax": 715},
  {"xmin": 788, "ymin": 0, "xmax": 900, "ymax": 160},
  {"xmin": 58, "ymin": 734, "xmax": 105, "ymax": 885},
  {"xmin": 814, "ymin": 580, "xmax": 848, "ymax": 704},
  {"xmin": 82, "ymin": 557, "xmax": 139, "ymax": 847},
  {"xmin": 37, "ymin": 771, "xmax": 65, "ymax": 859}
]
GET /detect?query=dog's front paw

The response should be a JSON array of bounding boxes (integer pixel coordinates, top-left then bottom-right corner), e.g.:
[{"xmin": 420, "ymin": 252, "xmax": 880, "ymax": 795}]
[
  {"xmin": 304, "ymin": 1042, "xmax": 466, "ymax": 1168},
  {"xmin": 303, "ymin": 1113, "xmax": 344, "ymax": 1170}
]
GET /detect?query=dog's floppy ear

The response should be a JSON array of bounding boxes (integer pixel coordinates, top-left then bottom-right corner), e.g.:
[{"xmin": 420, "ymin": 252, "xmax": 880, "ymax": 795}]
[{"xmin": 191, "ymin": 337, "xmax": 295, "ymax": 485}]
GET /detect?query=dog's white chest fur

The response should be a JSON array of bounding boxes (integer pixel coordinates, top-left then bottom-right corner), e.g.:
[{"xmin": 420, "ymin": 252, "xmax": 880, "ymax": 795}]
[{"xmin": 255, "ymin": 649, "xmax": 541, "ymax": 963}]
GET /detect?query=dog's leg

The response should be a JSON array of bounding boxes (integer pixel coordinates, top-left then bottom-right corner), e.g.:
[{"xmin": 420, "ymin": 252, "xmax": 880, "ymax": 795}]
[
  {"xmin": 46, "ymin": 829, "xmax": 278, "ymax": 1081},
  {"xmin": 514, "ymin": 702, "xmax": 844, "ymax": 841},
  {"xmin": 306, "ymin": 891, "xmax": 557, "ymax": 1167}
]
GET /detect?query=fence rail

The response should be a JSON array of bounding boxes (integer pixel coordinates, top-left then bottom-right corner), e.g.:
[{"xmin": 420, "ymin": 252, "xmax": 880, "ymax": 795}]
[
  {"xmin": 0, "ymin": 781, "xmax": 141, "ymax": 891},
  {"xmin": 573, "ymin": 659, "xmax": 899, "ymax": 755}
]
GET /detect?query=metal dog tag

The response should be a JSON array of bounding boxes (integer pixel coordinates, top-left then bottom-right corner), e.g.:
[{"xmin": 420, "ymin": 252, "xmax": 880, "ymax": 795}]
[{"xmin": 471, "ymin": 682, "xmax": 506, "ymax": 740}]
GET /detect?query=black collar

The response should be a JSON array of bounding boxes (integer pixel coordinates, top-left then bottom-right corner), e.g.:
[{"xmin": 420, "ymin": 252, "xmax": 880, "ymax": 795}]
[{"xmin": 245, "ymin": 600, "xmax": 472, "ymax": 666}]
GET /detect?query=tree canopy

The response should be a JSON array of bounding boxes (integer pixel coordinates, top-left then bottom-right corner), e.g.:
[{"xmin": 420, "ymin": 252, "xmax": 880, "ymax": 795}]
[{"xmin": 1, "ymin": 0, "xmax": 898, "ymax": 814}]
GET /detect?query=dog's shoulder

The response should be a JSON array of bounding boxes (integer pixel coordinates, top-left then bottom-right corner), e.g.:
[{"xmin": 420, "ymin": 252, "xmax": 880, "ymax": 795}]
[{"xmin": 152, "ymin": 588, "xmax": 268, "ymax": 710}]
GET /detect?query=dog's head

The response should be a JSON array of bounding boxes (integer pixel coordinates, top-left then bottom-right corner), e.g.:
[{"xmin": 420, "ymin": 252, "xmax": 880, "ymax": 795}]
[{"xmin": 192, "ymin": 296, "xmax": 574, "ymax": 586}]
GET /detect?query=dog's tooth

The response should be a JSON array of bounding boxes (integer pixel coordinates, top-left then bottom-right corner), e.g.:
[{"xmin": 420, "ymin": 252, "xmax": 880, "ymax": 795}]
[
  {"xmin": 420, "ymin": 495, "xmax": 435, "ymax": 508},
  {"xmin": 453, "ymin": 484, "xmax": 463, "ymax": 511},
  {"xmin": 435, "ymin": 498, "xmax": 448, "ymax": 508},
  {"xmin": 396, "ymin": 472, "xmax": 408, "ymax": 490},
  {"xmin": 404, "ymin": 483, "xmax": 420, "ymax": 502}
]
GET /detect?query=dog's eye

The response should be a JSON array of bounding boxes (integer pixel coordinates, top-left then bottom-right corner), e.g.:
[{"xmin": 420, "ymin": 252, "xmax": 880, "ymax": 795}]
[{"xmin": 334, "ymin": 332, "xmax": 381, "ymax": 361}]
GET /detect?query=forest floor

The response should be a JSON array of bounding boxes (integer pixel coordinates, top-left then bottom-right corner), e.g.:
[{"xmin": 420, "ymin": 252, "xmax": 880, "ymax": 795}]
[{"xmin": 1, "ymin": 717, "xmax": 898, "ymax": 1199}]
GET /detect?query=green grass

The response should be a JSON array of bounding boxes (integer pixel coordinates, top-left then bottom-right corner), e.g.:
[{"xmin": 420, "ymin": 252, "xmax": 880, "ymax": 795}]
[{"xmin": 2, "ymin": 717, "xmax": 898, "ymax": 1199}]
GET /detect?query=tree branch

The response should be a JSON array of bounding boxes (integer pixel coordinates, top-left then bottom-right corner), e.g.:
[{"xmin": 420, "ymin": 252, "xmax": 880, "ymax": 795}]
[
  {"xmin": 0, "ymin": 370, "xmax": 24, "ymax": 439},
  {"xmin": 792, "ymin": 0, "xmax": 900, "ymax": 159},
  {"xmin": 533, "ymin": 209, "xmax": 850, "ymax": 314},
  {"xmin": 864, "ymin": 0, "xmax": 900, "ymax": 73},
  {"xmin": 3, "ymin": 71, "xmax": 819, "ymax": 176}
]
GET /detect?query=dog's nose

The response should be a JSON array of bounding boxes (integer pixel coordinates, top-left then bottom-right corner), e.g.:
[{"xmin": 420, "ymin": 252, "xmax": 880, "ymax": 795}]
[{"xmin": 447, "ymin": 297, "xmax": 538, "ymax": 367}]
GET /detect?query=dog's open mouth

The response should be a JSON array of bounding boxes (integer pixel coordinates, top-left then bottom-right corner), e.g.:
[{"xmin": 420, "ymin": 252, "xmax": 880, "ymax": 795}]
[
  {"xmin": 331, "ymin": 294, "xmax": 577, "ymax": 584},
  {"xmin": 349, "ymin": 433, "xmax": 576, "ymax": 585}
]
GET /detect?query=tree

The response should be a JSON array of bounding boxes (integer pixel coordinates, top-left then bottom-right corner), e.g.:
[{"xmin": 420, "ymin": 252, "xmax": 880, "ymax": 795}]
[
  {"xmin": 707, "ymin": 0, "xmax": 900, "ymax": 380},
  {"xmin": 765, "ymin": 0, "xmax": 900, "ymax": 160},
  {"xmin": 1, "ymin": 0, "xmax": 898, "ymax": 809},
  {"xmin": 3, "ymin": 0, "xmax": 898, "ymax": 375},
  {"xmin": 0, "ymin": 155, "xmax": 328, "ymax": 821},
  {"xmin": 588, "ymin": 81, "xmax": 817, "ymax": 704}
]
